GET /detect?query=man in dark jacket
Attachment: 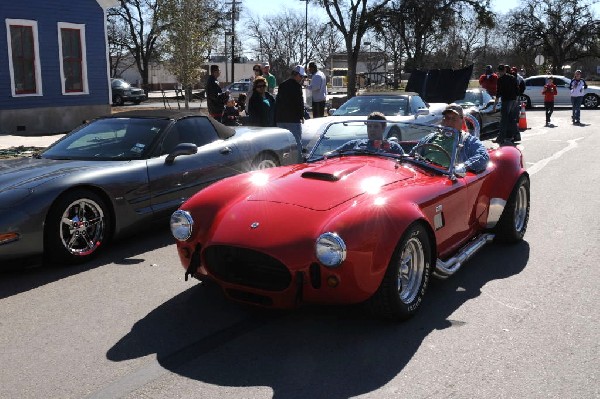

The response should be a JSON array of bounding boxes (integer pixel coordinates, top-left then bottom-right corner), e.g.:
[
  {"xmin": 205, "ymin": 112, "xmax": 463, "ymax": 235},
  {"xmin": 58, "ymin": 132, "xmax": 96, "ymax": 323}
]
[
  {"xmin": 493, "ymin": 64, "xmax": 519, "ymax": 144},
  {"xmin": 206, "ymin": 65, "xmax": 228, "ymax": 120},
  {"xmin": 275, "ymin": 65, "xmax": 306, "ymax": 161}
]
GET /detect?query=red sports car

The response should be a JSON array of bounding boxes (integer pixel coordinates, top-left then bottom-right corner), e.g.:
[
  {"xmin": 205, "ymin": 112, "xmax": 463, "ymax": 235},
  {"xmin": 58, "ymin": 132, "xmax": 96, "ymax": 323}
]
[{"xmin": 171, "ymin": 121, "xmax": 530, "ymax": 320}]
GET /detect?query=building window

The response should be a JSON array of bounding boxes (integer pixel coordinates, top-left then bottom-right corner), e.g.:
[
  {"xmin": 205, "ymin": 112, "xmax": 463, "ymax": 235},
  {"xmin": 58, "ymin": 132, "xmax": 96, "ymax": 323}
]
[
  {"xmin": 6, "ymin": 19, "xmax": 42, "ymax": 96},
  {"xmin": 58, "ymin": 22, "xmax": 88, "ymax": 94}
]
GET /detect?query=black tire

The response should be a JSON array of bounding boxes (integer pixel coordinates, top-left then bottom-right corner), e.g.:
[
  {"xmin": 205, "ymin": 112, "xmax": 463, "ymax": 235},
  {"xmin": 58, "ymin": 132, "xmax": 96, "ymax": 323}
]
[
  {"xmin": 387, "ymin": 126, "xmax": 403, "ymax": 141},
  {"xmin": 252, "ymin": 152, "xmax": 279, "ymax": 170},
  {"xmin": 44, "ymin": 189, "xmax": 112, "ymax": 264},
  {"xmin": 113, "ymin": 95, "xmax": 124, "ymax": 106},
  {"xmin": 495, "ymin": 175, "xmax": 530, "ymax": 243},
  {"xmin": 369, "ymin": 223, "xmax": 432, "ymax": 320},
  {"xmin": 583, "ymin": 93, "xmax": 599, "ymax": 109},
  {"xmin": 520, "ymin": 95, "xmax": 531, "ymax": 109}
]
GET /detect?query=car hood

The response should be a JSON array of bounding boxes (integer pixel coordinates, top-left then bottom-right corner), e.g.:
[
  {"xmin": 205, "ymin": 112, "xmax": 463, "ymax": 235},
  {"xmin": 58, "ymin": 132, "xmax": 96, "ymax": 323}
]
[
  {"xmin": 247, "ymin": 157, "xmax": 414, "ymax": 211},
  {"xmin": 0, "ymin": 157, "xmax": 117, "ymax": 191}
]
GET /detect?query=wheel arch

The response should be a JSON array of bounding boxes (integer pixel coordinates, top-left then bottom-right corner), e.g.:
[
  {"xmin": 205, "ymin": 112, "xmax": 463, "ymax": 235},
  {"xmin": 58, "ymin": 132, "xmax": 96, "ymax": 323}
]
[{"xmin": 251, "ymin": 149, "xmax": 280, "ymax": 168}]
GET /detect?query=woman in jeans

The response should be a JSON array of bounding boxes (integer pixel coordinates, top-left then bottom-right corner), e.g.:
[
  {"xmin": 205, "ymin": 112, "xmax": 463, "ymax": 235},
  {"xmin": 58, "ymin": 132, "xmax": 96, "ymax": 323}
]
[{"xmin": 570, "ymin": 70, "xmax": 587, "ymax": 125}]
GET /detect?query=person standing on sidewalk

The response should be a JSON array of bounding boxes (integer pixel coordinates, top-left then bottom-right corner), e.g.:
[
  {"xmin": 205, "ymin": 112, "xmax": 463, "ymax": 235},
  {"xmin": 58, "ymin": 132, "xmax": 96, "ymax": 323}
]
[
  {"xmin": 206, "ymin": 65, "xmax": 228, "ymax": 120},
  {"xmin": 493, "ymin": 64, "xmax": 519, "ymax": 144},
  {"xmin": 569, "ymin": 70, "xmax": 587, "ymax": 125},
  {"xmin": 542, "ymin": 76, "xmax": 558, "ymax": 126},
  {"xmin": 306, "ymin": 61, "xmax": 328, "ymax": 118},
  {"xmin": 262, "ymin": 62, "xmax": 277, "ymax": 95},
  {"xmin": 275, "ymin": 65, "xmax": 306, "ymax": 161}
]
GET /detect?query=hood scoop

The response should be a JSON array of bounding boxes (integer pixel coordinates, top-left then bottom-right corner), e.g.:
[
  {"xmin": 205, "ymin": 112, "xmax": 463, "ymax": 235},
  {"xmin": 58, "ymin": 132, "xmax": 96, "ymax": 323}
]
[{"xmin": 301, "ymin": 164, "xmax": 363, "ymax": 182}]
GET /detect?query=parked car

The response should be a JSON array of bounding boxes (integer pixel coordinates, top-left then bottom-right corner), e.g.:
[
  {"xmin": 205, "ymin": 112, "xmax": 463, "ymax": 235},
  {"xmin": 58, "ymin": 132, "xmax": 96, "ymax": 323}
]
[
  {"xmin": 111, "ymin": 78, "xmax": 147, "ymax": 106},
  {"xmin": 301, "ymin": 92, "xmax": 446, "ymax": 151},
  {"xmin": 455, "ymin": 88, "xmax": 501, "ymax": 136},
  {"xmin": 171, "ymin": 120, "xmax": 530, "ymax": 320},
  {"xmin": 224, "ymin": 81, "xmax": 251, "ymax": 100},
  {"xmin": 522, "ymin": 74, "xmax": 600, "ymax": 109},
  {"xmin": 0, "ymin": 110, "xmax": 299, "ymax": 267}
]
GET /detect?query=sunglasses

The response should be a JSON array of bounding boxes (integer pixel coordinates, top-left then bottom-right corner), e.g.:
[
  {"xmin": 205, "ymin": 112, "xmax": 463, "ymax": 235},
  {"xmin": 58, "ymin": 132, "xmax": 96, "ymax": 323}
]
[
  {"xmin": 253, "ymin": 68, "xmax": 261, "ymax": 72},
  {"xmin": 256, "ymin": 84, "xmax": 266, "ymax": 88}
]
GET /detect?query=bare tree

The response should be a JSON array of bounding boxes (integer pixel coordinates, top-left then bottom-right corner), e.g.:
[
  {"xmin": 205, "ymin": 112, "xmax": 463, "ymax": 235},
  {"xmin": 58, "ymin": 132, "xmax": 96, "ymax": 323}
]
[
  {"xmin": 160, "ymin": 0, "xmax": 222, "ymax": 108},
  {"xmin": 506, "ymin": 0, "xmax": 600, "ymax": 74},
  {"xmin": 245, "ymin": 11, "xmax": 342, "ymax": 84},
  {"xmin": 109, "ymin": 0, "xmax": 165, "ymax": 89},
  {"xmin": 318, "ymin": 0, "xmax": 392, "ymax": 98}
]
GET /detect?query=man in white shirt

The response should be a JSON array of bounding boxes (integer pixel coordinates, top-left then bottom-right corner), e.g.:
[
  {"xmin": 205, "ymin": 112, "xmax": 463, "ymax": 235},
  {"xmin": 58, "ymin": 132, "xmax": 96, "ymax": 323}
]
[{"xmin": 307, "ymin": 61, "xmax": 328, "ymax": 118}]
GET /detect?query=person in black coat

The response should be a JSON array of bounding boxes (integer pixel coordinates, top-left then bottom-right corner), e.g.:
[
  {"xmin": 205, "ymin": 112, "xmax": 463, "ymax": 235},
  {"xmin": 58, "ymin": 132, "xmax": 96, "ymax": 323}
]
[
  {"xmin": 492, "ymin": 64, "xmax": 519, "ymax": 144},
  {"xmin": 248, "ymin": 77, "xmax": 275, "ymax": 127},
  {"xmin": 275, "ymin": 65, "xmax": 306, "ymax": 161},
  {"xmin": 206, "ymin": 65, "xmax": 229, "ymax": 119}
]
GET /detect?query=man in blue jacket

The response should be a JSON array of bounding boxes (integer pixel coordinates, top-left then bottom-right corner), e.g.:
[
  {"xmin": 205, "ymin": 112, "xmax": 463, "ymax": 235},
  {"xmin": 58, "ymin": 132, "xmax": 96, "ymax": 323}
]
[{"xmin": 414, "ymin": 104, "xmax": 489, "ymax": 173}]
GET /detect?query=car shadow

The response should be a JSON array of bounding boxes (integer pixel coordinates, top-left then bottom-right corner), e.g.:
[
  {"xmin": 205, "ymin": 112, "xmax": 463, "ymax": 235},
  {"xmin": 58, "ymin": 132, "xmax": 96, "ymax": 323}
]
[
  {"xmin": 106, "ymin": 241, "xmax": 530, "ymax": 398},
  {"xmin": 0, "ymin": 225, "xmax": 173, "ymax": 299}
]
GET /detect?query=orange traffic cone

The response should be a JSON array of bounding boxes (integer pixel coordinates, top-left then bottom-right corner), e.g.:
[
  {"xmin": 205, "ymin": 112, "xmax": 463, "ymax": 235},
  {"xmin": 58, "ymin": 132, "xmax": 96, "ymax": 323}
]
[{"xmin": 518, "ymin": 102, "xmax": 528, "ymax": 130}]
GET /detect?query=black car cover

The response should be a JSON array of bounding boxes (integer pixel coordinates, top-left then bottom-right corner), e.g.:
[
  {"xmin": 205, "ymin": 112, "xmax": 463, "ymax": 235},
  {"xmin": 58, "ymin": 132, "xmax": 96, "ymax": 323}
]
[{"xmin": 406, "ymin": 65, "xmax": 473, "ymax": 103}]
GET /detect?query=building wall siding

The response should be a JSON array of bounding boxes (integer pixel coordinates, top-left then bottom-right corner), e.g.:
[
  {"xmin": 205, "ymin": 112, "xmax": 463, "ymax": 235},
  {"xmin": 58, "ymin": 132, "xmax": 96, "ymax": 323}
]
[{"xmin": 0, "ymin": 0, "xmax": 111, "ymax": 134}]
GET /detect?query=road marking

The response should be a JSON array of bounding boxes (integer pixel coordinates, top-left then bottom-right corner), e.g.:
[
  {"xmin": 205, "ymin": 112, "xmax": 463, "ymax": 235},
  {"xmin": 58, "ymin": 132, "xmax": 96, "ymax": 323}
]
[{"xmin": 527, "ymin": 137, "xmax": 584, "ymax": 176}]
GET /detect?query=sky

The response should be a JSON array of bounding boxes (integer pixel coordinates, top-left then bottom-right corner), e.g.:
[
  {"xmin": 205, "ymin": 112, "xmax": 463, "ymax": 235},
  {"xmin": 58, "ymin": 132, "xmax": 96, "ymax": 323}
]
[{"xmin": 240, "ymin": 0, "xmax": 598, "ymax": 19}]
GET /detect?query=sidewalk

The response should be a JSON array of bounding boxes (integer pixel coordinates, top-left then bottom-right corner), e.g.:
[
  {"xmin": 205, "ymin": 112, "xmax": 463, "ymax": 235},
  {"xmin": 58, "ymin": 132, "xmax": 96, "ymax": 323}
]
[{"xmin": 0, "ymin": 133, "xmax": 64, "ymax": 150}]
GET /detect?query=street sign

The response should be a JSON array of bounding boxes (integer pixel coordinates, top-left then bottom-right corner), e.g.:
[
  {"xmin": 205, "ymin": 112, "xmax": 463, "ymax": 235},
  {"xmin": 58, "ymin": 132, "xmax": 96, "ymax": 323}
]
[{"xmin": 535, "ymin": 55, "xmax": 544, "ymax": 65}]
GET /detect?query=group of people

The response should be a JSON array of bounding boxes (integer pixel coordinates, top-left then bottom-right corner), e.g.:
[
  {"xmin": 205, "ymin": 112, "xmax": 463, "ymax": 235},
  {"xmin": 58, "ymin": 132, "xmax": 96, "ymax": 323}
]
[
  {"xmin": 206, "ymin": 61, "xmax": 330, "ymax": 162},
  {"xmin": 479, "ymin": 64, "xmax": 589, "ymax": 143}
]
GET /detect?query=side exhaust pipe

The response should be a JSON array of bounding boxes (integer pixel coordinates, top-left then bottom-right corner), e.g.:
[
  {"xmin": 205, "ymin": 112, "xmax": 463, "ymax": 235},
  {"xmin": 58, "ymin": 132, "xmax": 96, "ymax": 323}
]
[{"xmin": 433, "ymin": 233, "xmax": 495, "ymax": 279}]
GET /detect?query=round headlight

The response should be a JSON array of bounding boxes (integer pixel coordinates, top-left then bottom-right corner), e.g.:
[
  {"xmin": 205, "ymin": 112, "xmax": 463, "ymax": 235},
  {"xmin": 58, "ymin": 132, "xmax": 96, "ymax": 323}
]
[
  {"xmin": 170, "ymin": 210, "xmax": 193, "ymax": 241},
  {"xmin": 315, "ymin": 232, "xmax": 346, "ymax": 267}
]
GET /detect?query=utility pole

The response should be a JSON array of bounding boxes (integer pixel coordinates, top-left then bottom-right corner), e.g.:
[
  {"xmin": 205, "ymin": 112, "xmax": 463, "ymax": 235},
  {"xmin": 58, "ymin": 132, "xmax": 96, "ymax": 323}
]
[{"xmin": 226, "ymin": 0, "xmax": 241, "ymax": 83}]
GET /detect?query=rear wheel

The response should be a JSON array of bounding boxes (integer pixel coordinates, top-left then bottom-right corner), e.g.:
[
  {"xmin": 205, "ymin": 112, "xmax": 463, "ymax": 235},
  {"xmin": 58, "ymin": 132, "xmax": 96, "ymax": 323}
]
[
  {"xmin": 387, "ymin": 126, "xmax": 403, "ymax": 141},
  {"xmin": 44, "ymin": 189, "xmax": 112, "ymax": 264},
  {"xmin": 113, "ymin": 95, "xmax": 124, "ymax": 106},
  {"xmin": 252, "ymin": 152, "xmax": 279, "ymax": 170},
  {"xmin": 583, "ymin": 93, "xmax": 599, "ymax": 109},
  {"xmin": 369, "ymin": 223, "xmax": 432, "ymax": 320},
  {"xmin": 495, "ymin": 175, "xmax": 530, "ymax": 243}
]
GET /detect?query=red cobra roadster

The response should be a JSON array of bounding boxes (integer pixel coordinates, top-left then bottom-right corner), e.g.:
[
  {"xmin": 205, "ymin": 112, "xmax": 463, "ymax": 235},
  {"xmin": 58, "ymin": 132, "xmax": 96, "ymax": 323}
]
[{"xmin": 171, "ymin": 121, "xmax": 530, "ymax": 320}]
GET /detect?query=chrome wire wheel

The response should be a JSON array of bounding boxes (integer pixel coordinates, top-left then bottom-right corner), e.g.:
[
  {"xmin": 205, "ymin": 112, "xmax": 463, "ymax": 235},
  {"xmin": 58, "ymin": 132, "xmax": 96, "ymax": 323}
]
[
  {"xmin": 514, "ymin": 184, "xmax": 528, "ymax": 233},
  {"xmin": 59, "ymin": 198, "xmax": 106, "ymax": 256},
  {"xmin": 397, "ymin": 236, "xmax": 425, "ymax": 304}
]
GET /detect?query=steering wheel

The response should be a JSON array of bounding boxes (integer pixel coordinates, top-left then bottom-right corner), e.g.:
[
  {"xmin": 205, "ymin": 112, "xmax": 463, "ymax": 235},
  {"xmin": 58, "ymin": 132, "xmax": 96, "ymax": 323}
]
[{"xmin": 410, "ymin": 143, "xmax": 452, "ymax": 168}]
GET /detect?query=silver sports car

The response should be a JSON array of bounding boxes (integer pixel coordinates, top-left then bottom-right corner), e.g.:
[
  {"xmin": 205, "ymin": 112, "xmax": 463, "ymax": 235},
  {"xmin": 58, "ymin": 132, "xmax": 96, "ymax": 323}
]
[{"xmin": 0, "ymin": 110, "xmax": 298, "ymax": 267}]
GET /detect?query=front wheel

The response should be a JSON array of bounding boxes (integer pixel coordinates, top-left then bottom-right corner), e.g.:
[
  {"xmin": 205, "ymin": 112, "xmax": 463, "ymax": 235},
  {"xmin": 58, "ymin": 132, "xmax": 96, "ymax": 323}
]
[
  {"xmin": 113, "ymin": 95, "xmax": 124, "ymax": 106},
  {"xmin": 44, "ymin": 189, "xmax": 112, "ymax": 264},
  {"xmin": 495, "ymin": 175, "xmax": 530, "ymax": 243},
  {"xmin": 368, "ymin": 223, "xmax": 432, "ymax": 320},
  {"xmin": 386, "ymin": 126, "xmax": 403, "ymax": 141},
  {"xmin": 583, "ymin": 94, "xmax": 599, "ymax": 109}
]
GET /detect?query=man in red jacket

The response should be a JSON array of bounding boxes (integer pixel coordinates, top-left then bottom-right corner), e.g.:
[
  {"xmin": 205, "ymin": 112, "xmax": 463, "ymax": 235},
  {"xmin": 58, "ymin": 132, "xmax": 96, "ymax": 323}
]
[{"xmin": 478, "ymin": 65, "xmax": 498, "ymax": 97}]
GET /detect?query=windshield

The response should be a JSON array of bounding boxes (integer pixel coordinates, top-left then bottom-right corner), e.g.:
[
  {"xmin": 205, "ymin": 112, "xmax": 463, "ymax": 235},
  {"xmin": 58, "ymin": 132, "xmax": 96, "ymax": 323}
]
[
  {"xmin": 112, "ymin": 79, "xmax": 131, "ymax": 89},
  {"xmin": 333, "ymin": 96, "xmax": 410, "ymax": 116},
  {"xmin": 42, "ymin": 117, "xmax": 170, "ymax": 160},
  {"xmin": 456, "ymin": 91, "xmax": 482, "ymax": 106},
  {"xmin": 308, "ymin": 120, "xmax": 460, "ymax": 175}
]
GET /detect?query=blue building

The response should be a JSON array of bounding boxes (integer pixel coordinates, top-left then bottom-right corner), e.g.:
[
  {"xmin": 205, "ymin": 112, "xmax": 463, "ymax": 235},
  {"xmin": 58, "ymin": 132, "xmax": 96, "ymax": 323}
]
[{"xmin": 0, "ymin": 0, "xmax": 118, "ymax": 135}]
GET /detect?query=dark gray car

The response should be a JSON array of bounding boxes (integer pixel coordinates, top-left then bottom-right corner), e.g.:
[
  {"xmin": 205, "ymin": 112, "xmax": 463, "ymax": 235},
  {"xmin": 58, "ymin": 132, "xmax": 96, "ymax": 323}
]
[
  {"xmin": 111, "ymin": 78, "xmax": 147, "ymax": 105},
  {"xmin": 0, "ymin": 110, "xmax": 298, "ymax": 266}
]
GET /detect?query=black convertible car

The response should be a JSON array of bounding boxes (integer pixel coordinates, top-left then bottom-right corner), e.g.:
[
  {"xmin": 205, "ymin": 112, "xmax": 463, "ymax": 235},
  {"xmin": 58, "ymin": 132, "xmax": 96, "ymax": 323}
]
[{"xmin": 0, "ymin": 110, "xmax": 298, "ymax": 266}]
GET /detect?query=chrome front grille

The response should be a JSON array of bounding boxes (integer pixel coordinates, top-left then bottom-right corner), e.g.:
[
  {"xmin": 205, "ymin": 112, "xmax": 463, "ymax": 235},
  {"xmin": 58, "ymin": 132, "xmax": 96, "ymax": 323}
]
[{"xmin": 203, "ymin": 245, "xmax": 292, "ymax": 291}]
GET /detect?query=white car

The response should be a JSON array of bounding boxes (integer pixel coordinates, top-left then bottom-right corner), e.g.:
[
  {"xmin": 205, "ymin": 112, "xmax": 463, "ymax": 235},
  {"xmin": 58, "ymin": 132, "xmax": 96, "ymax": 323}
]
[
  {"xmin": 301, "ymin": 92, "xmax": 446, "ymax": 151},
  {"xmin": 522, "ymin": 74, "xmax": 600, "ymax": 109}
]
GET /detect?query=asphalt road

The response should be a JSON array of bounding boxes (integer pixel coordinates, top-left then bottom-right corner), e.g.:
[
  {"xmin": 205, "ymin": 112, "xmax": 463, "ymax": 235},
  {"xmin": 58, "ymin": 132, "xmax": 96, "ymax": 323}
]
[{"xmin": 1, "ymin": 107, "xmax": 599, "ymax": 399}]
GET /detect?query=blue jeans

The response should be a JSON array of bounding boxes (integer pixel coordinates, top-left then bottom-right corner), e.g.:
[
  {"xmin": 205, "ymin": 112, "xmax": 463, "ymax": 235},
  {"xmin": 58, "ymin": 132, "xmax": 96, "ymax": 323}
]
[
  {"xmin": 571, "ymin": 96, "xmax": 583, "ymax": 122},
  {"xmin": 277, "ymin": 122, "xmax": 303, "ymax": 162}
]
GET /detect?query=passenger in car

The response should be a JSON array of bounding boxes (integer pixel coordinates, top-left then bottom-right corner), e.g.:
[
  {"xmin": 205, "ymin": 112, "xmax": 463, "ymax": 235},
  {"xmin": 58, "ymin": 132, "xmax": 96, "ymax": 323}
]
[
  {"xmin": 414, "ymin": 104, "xmax": 489, "ymax": 173},
  {"xmin": 335, "ymin": 112, "xmax": 404, "ymax": 155}
]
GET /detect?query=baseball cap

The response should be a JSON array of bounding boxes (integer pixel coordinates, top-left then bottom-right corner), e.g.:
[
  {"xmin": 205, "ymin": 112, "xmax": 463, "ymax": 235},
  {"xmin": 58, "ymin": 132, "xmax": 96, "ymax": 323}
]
[
  {"xmin": 292, "ymin": 65, "xmax": 306, "ymax": 76},
  {"xmin": 262, "ymin": 62, "xmax": 270, "ymax": 67},
  {"xmin": 442, "ymin": 103, "xmax": 464, "ymax": 118}
]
